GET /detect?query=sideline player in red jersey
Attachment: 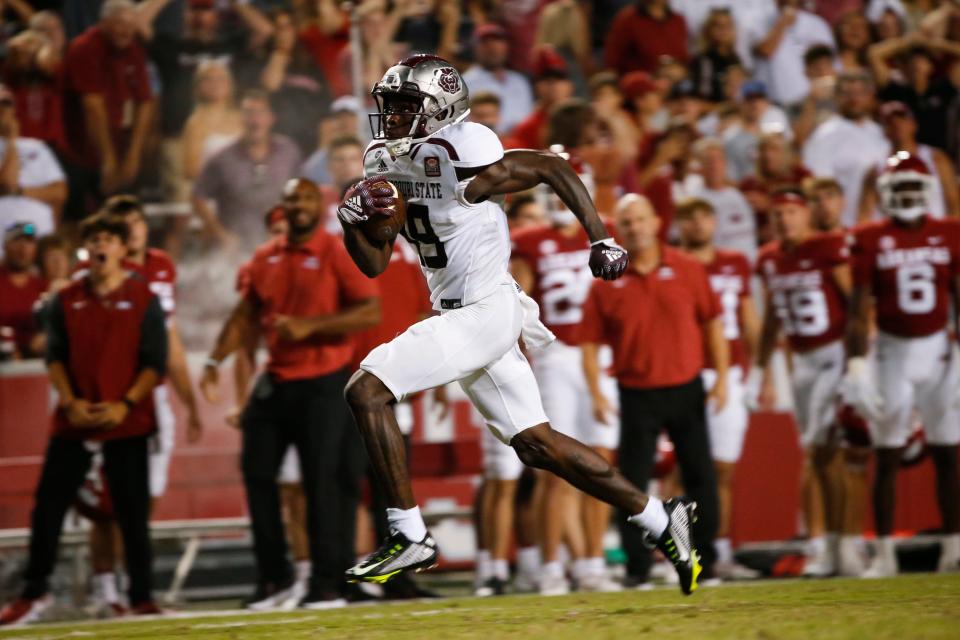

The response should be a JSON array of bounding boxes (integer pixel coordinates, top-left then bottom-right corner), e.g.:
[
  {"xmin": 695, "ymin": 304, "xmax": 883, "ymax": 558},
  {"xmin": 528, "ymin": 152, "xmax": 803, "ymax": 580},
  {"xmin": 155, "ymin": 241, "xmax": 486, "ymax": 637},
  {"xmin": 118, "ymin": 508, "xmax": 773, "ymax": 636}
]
[
  {"xmin": 511, "ymin": 149, "xmax": 621, "ymax": 595},
  {"xmin": 751, "ymin": 188, "xmax": 852, "ymax": 577},
  {"xmin": 73, "ymin": 195, "xmax": 203, "ymax": 615},
  {"xmin": 845, "ymin": 152, "xmax": 960, "ymax": 577},
  {"xmin": 806, "ymin": 176, "xmax": 873, "ymax": 577},
  {"xmin": 676, "ymin": 197, "xmax": 761, "ymax": 580}
]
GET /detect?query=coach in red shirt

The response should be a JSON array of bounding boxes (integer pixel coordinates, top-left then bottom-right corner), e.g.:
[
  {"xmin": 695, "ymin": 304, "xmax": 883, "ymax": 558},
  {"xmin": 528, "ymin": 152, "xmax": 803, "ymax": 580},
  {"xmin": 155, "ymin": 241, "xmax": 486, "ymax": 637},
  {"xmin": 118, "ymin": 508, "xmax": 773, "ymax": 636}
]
[
  {"xmin": 0, "ymin": 213, "xmax": 166, "ymax": 625},
  {"xmin": 62, "ymin": 0, "xmax": 154, "ymax": 219},
  {"xmin": 201, "ymin": 178, "xmax": 380, "ymax": 610},
  {"xmin": 580, "ymin": 193, "xmax": 726, "ymax": 585}
]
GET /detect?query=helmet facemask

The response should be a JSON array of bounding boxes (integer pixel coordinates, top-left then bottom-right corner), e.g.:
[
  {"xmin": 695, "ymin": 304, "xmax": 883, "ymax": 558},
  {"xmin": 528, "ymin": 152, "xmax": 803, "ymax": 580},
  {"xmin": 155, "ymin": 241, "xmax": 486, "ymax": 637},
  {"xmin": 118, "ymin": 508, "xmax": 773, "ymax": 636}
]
[
  {"xmin": 369, "ymin": 90, "xmax": 429, "ymax": 157},
  {"xmin": 878, "ymin": 171, "xmax": 934, "ymax": 222}
]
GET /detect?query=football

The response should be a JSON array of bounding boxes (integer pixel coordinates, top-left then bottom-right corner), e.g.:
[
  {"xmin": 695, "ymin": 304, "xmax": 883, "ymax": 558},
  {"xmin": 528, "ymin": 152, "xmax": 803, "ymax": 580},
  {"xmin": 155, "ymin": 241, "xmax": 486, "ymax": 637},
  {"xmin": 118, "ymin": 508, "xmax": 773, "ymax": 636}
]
[{"xmin": 361, "ymin": 179, "xmax": 407, "ymax": 244}]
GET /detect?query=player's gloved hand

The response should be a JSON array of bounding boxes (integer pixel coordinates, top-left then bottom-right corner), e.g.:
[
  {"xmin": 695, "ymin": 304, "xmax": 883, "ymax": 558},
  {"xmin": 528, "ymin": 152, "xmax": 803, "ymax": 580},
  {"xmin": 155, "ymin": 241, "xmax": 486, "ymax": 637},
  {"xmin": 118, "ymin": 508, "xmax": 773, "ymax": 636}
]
[
  {"xmin": 841, "ymin": 356, "xmax": 884, "ymax": 422},
  {"xmin": 589, "ymin": 238, "xmax": 629, "ymax": 280},
  {"xmin": 337, "ymin": 178, "xmax": 397, "ymax": 225}
]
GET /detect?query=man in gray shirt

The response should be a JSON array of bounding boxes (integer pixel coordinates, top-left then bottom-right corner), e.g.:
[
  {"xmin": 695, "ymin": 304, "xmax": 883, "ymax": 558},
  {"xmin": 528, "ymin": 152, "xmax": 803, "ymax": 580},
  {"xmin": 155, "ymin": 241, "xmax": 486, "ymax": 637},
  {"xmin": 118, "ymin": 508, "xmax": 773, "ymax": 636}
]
[
  {"xmin": 193, "ymin": 90, "xmax": 302, "ymax": 250},
  {"xmin": 462, "ymin": 23, "xmax": 534, "ymax": 135}
]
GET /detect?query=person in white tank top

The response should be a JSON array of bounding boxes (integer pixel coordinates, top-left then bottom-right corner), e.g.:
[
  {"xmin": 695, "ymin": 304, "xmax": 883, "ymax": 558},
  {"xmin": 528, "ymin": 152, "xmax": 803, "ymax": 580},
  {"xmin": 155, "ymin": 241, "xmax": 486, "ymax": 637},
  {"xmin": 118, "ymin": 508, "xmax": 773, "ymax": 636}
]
[{"xmin": 334, "ymin": 55, "xmax": 706, "ymax": 596}]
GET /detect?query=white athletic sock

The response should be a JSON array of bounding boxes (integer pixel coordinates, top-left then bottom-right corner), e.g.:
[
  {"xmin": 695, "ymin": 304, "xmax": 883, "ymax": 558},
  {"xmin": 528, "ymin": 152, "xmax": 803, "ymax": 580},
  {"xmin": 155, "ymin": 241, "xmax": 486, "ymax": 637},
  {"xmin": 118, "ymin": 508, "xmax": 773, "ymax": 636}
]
[
  {"xmin": 572, "ymin": 558, "xmax": 591, "ymax": 580},
  {"xmin": 475, "ymin": 550, "xmax": 492, "ymax": 586},
  {"xmin": 295, "ymin": 560, "xmax": 311, "ymax": 583},
  {"xmin": 715, "ymin": 537, "xmax": 733, "ymax": 565},
  {"xmin": 873, "ymin": 536, "xmax": 898, "ymax": 572},
  {"xmin": 807, "ymin": 535, "xmax": 826, "ymax": 557},
  {"xmin": 95, "ymin": 572, "xmax": 119, "ymax": 605},
  {"xmin": 386, "ymin": 506, "xmax": 427, "ymax": 542},
  {"xmin": 516, "ymin": 546, "xmax": 541, "ymax": 577},
  {"xmin": 940, "ymin": 533, "xmax": 960, "ymax": 567},
  {"xmin": 589, "ymin": 556, "xmax": 606, "ymax": 576},
  {"xmin": 491, "ymin": 559, "xmax": 509, "ymax": 581},
  {"xmin": 628, "ymin": 497, "xmax": 668, "ymax": 538},
  {"xmin": 541, "ymin": 560, "xmax": 564, "ymax": 579}
]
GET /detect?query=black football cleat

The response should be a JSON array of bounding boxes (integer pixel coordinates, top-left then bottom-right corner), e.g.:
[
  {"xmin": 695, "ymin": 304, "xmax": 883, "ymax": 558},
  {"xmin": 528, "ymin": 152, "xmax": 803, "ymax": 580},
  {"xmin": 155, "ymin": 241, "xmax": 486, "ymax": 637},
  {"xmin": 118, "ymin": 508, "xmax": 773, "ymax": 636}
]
[
  {"xmin": 643, "ymin": 498, "xmax": 702, "ymax": 595},
  {"xmin": 346, "ymin": 530, "xmax": 439, "ymax": 584}
]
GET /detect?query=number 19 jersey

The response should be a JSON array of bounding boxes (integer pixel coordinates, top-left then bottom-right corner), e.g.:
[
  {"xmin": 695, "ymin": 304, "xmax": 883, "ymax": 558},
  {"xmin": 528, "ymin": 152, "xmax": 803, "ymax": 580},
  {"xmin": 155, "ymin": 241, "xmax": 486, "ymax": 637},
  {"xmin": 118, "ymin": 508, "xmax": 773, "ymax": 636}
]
[
  {"xmin": 363, "ymin": 121, "xmax": 510, "ymax": 311},
  {"xmin": 850, "ymin": 217, "xmax": 960, "ymax": 337},
  {"xmin": 756, "ymin": 232, "xmax": 849, "ymax": 352}
]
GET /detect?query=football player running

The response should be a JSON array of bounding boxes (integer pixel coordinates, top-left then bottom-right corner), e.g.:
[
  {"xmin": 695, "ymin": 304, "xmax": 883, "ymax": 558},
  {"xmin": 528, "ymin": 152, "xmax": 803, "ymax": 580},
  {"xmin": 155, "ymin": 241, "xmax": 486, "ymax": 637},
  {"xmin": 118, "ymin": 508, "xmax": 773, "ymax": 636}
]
[
  {"xmin": 845, "ymin": 152, "xmax": 960, "ymax": 577},
  {"xmin": 336, "ymin": 55, "xmax": 702, "ymax": 595}
]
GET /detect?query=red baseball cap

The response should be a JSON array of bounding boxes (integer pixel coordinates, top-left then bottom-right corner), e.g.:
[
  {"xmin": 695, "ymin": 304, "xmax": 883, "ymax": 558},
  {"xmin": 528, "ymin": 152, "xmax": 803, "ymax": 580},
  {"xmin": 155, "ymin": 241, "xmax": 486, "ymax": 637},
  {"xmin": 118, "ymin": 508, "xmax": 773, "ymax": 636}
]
[
  {"xmin": 531, "ymin": 46, "xmax": 568, "ymax": 80},
  {"xmin": 620, "ymin": 71, "xmax": 657, "ymax": 100},
  {"xmin": 188, "ymin": 0, "xmax": 216, "ymax": 9},
  {"xmin": 474, "ymin": 23, "xmax": 508, "ymax": 41}
]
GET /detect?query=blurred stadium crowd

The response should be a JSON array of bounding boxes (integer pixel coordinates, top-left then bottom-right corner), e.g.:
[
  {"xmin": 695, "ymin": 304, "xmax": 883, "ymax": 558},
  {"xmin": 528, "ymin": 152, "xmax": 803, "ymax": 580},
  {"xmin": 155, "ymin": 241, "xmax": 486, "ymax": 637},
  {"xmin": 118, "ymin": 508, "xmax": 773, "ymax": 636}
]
[{"xmin": 2, "ymin": 0, "xmax": 960, "ymax": 624}]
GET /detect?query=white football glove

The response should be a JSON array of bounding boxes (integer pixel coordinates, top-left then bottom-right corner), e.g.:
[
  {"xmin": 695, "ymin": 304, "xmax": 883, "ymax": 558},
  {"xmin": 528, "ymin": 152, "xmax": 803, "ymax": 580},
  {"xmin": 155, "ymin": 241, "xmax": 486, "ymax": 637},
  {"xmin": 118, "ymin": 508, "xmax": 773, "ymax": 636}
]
[
  {"xmin": 841, "ymin": 357, "xmax": 884, "ymax": 422},
  {"xmin": 743, "ymin": 365, "xmax": 765, "ymax": 411}
]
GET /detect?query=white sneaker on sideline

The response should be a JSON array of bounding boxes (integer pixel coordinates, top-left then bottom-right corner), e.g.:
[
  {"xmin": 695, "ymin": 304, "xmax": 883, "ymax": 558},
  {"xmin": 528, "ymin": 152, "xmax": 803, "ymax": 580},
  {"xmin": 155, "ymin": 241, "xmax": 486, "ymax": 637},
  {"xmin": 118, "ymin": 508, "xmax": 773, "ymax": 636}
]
[
  {"xmin": 838, "ymin": 537, "xmax": 866, "ymax": 577},
  {"xmin": 802, "ymin": 547, "xmax": 837, "ymax": 578},
  {"xmin": 538, "ymin": 573, "xmax": 570, "ymax": 596},
  {"xmin": 862, "ymin": 538, "xmax": 898, "ymax": 579},
  {"xmin": 715, "ymin": 561, "xmax": 760, "ymax": 581},
  {"xmin": 937, "ymin": 534, "xmax": 960, "ymax": 573},
  {"xmin": 578, "ymin": 571, "xmax": 623, "ymax": 593},
  {"xmin": 512, "ymin": 572, "xmax": 539, "ymax": 594}
]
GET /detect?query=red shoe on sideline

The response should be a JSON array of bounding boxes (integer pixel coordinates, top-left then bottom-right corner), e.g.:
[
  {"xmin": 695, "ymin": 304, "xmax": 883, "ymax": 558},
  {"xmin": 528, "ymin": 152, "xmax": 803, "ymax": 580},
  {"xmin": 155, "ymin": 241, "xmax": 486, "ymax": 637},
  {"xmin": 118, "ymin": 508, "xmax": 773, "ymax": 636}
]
[
  {"xmin": 0, "ymin": 595, "xmax": 53, "ymax": 627},
  {"xmin": 87, "ymin": 599, "xmax": 129, "ymax": 619},
  {"xmin": 130, "ymin": 601, "xmax": 164, "ymax": 616}
]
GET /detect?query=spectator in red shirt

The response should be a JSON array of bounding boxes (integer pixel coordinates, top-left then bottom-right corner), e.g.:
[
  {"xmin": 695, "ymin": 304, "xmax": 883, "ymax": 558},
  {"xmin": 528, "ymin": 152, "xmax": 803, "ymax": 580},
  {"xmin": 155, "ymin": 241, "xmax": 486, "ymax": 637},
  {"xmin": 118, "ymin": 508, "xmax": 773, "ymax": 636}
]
[
  {"xmin": 201, "ymin": 178, "xmax": 380, "ymax": 611},
  {"xmin": 0, "ymin": 222, "xmax": 46, "ymax": 358},
  {"xmin": 62, "ymin": 0, "xmax": 155, "ymax": 220},
  {"xmin": 0, "ymin": 213, "xmax": 166, "ymax": 626},
  {"xmin": 580, "ymin": 193, "xmax": 725, "ymax": 586},
  {"xmin": 604, "ymin": 0, "xmax": 689, "ymax": 75},
  {"xmin": 299, "ymin": 0, "xmax": 351, "ymax": 97},
  {"xmin": 504, "ymin": 47, "xmax": 573, "ymax": 151}
]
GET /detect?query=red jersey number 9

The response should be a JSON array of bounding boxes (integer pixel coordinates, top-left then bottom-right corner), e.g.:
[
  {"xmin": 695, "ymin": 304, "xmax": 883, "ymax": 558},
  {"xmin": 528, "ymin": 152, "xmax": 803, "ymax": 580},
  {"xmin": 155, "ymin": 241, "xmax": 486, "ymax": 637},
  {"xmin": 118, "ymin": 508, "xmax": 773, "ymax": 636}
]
[{"xmin": 774, "ymin": 289, "xmax": 829, "ymax": 337}]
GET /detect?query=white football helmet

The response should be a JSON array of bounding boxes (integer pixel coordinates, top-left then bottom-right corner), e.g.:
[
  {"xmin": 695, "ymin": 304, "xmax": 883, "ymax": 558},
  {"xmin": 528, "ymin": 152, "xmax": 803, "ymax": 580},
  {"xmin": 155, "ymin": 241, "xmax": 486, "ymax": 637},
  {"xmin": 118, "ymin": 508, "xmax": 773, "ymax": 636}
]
[
  {"xmin": 877, "ymin": 150, "xmax": 935, "ymax": 222},
  {"xmin": 370, "ymin": 54, "xmax": 471, "ymax": 157}
]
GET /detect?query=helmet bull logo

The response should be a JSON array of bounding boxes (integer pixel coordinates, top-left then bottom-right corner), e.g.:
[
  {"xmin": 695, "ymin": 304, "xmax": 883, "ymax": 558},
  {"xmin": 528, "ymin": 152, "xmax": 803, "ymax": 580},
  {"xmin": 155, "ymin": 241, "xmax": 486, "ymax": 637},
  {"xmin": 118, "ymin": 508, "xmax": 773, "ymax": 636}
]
[{"xmin": 437, "ymin": 67, "xmax": 460, "ymax": 94}]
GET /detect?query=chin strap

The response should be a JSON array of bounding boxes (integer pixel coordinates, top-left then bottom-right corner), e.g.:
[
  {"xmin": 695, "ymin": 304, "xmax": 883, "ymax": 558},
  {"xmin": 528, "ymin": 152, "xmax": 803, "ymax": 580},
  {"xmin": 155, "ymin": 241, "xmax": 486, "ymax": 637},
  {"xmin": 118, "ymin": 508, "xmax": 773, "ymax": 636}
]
[{"xmin": 385, "ymin": 137, "xmax": 413, "ymax": 157}]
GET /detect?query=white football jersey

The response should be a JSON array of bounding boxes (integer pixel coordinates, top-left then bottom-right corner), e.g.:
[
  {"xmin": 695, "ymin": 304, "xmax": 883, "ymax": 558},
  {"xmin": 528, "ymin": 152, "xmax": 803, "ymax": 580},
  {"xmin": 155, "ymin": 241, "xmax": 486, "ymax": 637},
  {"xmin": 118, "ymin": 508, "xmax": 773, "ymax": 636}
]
[{"xmin": 363, "ymin": 122, "xmax": 508, "ymax": 310}]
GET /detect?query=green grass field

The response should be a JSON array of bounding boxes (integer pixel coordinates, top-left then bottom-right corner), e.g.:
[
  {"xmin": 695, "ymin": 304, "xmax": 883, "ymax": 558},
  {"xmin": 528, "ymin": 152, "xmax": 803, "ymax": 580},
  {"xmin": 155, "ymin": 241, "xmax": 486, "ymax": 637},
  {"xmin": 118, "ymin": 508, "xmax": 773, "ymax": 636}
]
[{"xmin": 1, "ymin": 574, "xmax": 958, "ymax": 640}]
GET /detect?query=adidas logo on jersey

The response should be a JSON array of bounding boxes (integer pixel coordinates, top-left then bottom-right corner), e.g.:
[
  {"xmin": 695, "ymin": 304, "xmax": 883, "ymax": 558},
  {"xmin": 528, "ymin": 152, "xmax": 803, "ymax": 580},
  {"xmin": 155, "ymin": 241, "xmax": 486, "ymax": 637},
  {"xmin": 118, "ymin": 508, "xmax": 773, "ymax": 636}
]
[{"xmin": 377, "ymin": 159, "xmax": 389, "ymax": 173}]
